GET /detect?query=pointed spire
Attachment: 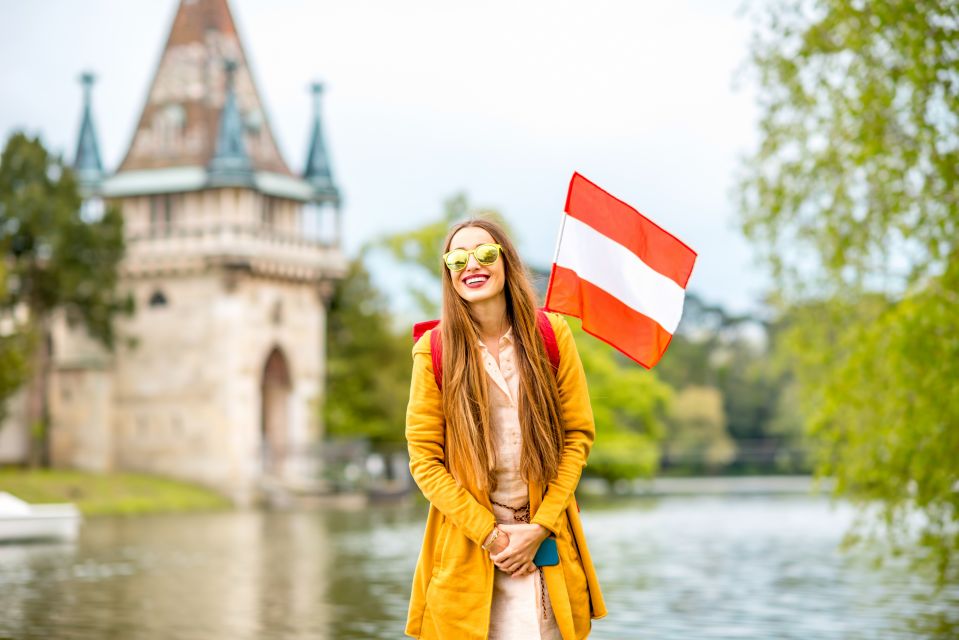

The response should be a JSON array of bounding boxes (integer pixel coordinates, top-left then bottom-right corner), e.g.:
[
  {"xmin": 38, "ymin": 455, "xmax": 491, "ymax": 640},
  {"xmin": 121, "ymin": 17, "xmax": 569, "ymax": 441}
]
[
  {"xmin": 117, "ymin": 0, "xmax": 291, "ymax": 175},
  {"xmin": 304, "ymin": 82, "xmax": 340, "ymax": 204},
  {"xmin": 208, "ymin": 59, "xmax": 253, "ymax": 186},
  {"xmin": 74, "ymin": 72, "xmax": 104, "ymax": 193}
]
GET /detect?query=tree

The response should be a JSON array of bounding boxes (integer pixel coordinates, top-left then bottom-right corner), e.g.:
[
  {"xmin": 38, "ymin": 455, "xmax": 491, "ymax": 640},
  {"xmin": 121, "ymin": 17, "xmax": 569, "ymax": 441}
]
[
  {"xmin": 0, "ymin": 132, "xmax": 132, "ymax": 466},
  {"xmin": 654, "ymin": 292, "xmax": 808, "ymax": 474},
  {"xmin": 662, "ymin": 386, "xmax": 735, "ymax": 474},
  {"xmin": 740, "ymin": 1, "xmax": 959, "ymax": 584},
  {"xmin": 0, "ymin": 260, "xmax": 31, "ymax": 420},
  {"xmin": 740, "ymin": 1, "xmax": 958, "ymax": 293},
  {"xmin": 324, "ymin": 252, "xmax": 410, "ymax": 448},
  {"xmin": 573, "ymin": 322, "xmax": 671, "ymax": 485}
]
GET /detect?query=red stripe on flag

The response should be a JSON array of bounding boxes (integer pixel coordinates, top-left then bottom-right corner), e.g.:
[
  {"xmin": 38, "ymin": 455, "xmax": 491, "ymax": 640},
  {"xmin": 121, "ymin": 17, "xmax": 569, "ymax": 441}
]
[
  {"xmin": 564, "ymin": 172, "xmax": 697, "ymax": 288},
  {"xmin": 545, "ymin": 264, "xmax": 674, "ymax": 368}
]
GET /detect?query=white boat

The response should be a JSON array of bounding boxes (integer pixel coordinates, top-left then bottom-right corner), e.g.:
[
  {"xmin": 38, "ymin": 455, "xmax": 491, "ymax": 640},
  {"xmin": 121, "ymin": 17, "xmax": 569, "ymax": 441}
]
[{"xmin": 0, "ymin": 491, "xmax": 82, "ymax": 542}]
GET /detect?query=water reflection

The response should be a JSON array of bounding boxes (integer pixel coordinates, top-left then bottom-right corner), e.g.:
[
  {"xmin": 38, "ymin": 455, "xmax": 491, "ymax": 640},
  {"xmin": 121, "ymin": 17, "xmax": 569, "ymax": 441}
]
[
  {"xmin": 0, "ymin": 510, "xmax": 336, "ymax": 639},
  {"xmin": 581, "ymin": 495, "xmax": 959, "ymax": 639},
  {"xmin": 0, "ymin": 495, "xmax": 956, "ymax": 639}
]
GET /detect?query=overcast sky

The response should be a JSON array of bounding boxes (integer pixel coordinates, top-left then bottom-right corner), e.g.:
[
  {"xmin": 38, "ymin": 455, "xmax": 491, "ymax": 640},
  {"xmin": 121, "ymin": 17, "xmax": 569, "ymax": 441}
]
[{"xmin": 0, "ymin": 0, "xmax": 766, "ymax": 316}]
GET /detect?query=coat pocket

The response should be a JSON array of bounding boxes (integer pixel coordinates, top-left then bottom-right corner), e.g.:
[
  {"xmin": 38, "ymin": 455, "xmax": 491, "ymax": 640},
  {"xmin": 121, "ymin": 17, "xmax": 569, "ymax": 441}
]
[
  {"xmin": 431, "ymin": 516, "xmax": 451, "ymax": 576},
  {"xmin": 559, "ymin": 513, "xmax": 580, "ymax": 562},
  {"xmin": 433, "ymin": 520, "xmax": 477, "ymax": 581}
]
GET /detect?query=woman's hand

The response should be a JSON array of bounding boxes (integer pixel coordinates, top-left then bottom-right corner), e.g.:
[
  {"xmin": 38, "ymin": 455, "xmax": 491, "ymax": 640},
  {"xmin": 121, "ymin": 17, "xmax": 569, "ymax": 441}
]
[
  {"xmin": 510, "ymin": 561, "xmax": 537, "ymax": 578},
  {"xmin": 487, "ymin": 527, "xmax": 510, "ymax": 555},
  {"xmin": 490, "ymin": 523, "xmax": 550, "ymax": 576}
]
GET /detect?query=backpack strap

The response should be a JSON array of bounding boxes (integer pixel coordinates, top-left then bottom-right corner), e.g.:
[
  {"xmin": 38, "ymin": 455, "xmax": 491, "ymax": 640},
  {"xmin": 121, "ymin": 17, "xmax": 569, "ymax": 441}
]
[
  {"xmin": 412, "ymin": 309, "xmax": 561, "ymax": 391},
  {"xmin": 536, "ymin": 309, "xmax": 560, "ymax": 375},
  {"xmin": 429, "ymin": 327, "xmax": 443, "ymax": 391}
]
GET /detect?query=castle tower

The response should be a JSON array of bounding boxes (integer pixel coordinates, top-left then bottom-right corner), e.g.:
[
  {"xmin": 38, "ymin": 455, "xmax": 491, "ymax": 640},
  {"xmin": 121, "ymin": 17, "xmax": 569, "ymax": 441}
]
[{"xmin": 49, "ymin": 0, "xmax": 347, "ymax": 506}]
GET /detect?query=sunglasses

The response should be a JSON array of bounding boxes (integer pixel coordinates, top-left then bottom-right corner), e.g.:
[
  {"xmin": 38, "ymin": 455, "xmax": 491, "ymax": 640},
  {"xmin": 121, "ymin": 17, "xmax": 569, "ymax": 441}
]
[{"xmin": 443, "ymin": 243, "xmax": 503, "ymax": 272}]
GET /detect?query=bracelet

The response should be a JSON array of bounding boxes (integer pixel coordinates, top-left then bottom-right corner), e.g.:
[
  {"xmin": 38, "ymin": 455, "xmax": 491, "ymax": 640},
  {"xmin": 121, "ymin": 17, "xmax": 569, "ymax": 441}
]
[{"xmin": 481, "ymin": 526, "xmax": 501, "ymax": 551}]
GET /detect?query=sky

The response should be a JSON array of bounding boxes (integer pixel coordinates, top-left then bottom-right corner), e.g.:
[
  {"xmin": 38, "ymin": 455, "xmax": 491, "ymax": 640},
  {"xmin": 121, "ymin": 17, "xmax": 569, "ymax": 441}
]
[{"xmin": 0, "ymin": 0, "xmax": 767, "ymax": 316}]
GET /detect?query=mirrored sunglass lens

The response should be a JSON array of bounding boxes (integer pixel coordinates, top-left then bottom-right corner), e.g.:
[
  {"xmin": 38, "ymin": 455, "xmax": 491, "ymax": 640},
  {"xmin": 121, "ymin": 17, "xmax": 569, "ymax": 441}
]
[
  {"xmin": 475, "ymin": 245, "xmax": 499, "ymax": 264},
  {"xmin": 446, "ymin": 250, "xmax": 468, "ymax": 270}
]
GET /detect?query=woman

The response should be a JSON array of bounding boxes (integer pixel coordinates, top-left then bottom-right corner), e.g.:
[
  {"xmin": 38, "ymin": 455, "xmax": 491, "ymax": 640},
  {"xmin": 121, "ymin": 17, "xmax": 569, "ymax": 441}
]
[{"xmin": 404, "ymin": 218, "xmax": 607, "ymax": 640}]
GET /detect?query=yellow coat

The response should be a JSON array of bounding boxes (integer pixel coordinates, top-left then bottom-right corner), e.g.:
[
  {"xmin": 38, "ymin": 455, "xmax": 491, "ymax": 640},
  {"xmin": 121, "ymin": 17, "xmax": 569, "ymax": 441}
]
[{"xmin": 405, "ymin": 311, "xmax": 607, "ymax": 639}]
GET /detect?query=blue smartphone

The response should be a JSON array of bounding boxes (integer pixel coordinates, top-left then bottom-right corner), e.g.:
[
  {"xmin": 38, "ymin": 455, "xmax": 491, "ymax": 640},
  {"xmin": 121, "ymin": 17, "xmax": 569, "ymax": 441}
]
[{"xmin": 533, "ymin": 537, "xmax": 559, "ymax": 567}]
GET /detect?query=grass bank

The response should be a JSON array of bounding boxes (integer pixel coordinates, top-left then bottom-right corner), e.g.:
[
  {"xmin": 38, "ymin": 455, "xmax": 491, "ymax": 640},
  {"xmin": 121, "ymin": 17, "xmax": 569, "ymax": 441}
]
[{"xmin": 0, "ymin": 468, "xmax": 233, "ymax": 516}]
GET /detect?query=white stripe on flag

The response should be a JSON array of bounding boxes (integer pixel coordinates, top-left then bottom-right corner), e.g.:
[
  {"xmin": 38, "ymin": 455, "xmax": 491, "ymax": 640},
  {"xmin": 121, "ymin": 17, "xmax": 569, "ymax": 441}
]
[{"xmin": 554, "ymin": 215, "xmax": 687, "ymax": 333}]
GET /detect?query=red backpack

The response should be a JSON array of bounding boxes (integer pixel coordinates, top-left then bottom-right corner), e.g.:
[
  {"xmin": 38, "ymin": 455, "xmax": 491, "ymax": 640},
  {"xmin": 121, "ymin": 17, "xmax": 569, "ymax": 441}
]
[{"xmin": 412, "ymin": 309, "xmax": 561, "ymax": 391}]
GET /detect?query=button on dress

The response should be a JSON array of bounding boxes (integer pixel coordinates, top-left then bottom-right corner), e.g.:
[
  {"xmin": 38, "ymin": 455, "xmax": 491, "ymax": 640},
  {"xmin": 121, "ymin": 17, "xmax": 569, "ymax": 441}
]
[{"xmin": 479, "ymin": 327, "xmax": 562, "ymax": 640}]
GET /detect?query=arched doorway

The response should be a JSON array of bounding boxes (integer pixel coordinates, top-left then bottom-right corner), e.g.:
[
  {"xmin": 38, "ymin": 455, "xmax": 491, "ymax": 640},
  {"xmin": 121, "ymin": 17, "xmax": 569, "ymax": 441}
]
[{"xmin": 260, "ymin": 347, "xmax": 292, "ymax": 476}]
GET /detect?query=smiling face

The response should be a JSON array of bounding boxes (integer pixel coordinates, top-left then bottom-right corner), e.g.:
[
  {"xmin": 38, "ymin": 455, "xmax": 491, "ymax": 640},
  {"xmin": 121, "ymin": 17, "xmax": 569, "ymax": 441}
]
[{"xmin": 447, "ymin": 226, "xmax": 507, "ymax": 305}]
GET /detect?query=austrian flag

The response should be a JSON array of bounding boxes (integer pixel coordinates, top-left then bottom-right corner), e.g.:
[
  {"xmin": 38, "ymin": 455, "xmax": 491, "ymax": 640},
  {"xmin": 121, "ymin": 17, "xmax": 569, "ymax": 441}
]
[{"xmin": 545, "ymin": 173, "xmax": 697, "ymax": 368}]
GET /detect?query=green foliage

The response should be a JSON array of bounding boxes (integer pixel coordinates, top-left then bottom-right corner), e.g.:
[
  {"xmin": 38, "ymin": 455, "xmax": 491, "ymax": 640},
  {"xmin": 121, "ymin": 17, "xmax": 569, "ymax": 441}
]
[
  {"xmin": 0, "ymin": 132, "xmax": 132, "ymax": 456},
  {"xmin": 377, "ymin": 192, "xmax": 513, "ymax": 316},
  {"xmin": 0, "ymin": 132, "xmax": 133, "ymax": 346},
  {"xmin": 655, "ymin": 293, "xmax": 809, "ymax": 473},
  {"xmin": 324, "ymin": 254, "xmax": 410, "ymax": 447},
  {"xmin": 664, "ymin": 386, "xmax": 736, "ymax": 474},
  {"xmin": 0, "ymin": 332, "xmax": 30, "ymax": 421},
  {"xmin": 781, "ymin": 271, "xmax": 959, "ymax": 584},
  {"xmin": 572, "ymin": 322, "xmax": 671, "ymax": 483},
  {"xmin": 0, "ymin": 261, "xmax": 31, "ymax": 419},
  {"xmin": 741, "ymin": 1, "xmax": 959, "ymax": 584},
  {"xmin": 741, "ymin": 0, "xmax": 958, "ymax": 292}
]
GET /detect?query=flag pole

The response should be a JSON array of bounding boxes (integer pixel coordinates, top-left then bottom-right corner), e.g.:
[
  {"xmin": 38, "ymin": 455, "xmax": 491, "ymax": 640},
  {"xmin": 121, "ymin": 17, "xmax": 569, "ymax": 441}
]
[{"xmin": 551, "ymin": 209, "xmax": 567, "ymax": 265}]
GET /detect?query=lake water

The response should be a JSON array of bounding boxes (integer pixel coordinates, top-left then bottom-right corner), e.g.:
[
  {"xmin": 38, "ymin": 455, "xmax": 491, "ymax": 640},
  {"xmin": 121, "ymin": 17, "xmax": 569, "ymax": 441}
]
[{"xmin": 1, "ymin": 494, "xmax": 956, "ymax": 639}]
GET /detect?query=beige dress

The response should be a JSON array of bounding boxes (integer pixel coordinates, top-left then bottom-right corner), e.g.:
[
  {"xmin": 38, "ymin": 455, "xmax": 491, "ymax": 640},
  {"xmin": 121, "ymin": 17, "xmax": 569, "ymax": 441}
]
[{"xmin": 479, "ymin": 327, "xmax": 562, "ymax": 640}]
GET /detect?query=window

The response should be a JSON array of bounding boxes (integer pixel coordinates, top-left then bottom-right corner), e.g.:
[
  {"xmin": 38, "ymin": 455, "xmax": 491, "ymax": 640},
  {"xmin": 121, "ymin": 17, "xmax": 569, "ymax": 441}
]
[
  {"xmin": 150, "ymin": 194, "xmax": 175, "ymax": 232},
  {"xmin": 261, "ymin": 196, "xmax": 275, "ymax": 228},
  {"xmin": 148, "ymin": 290, "xmax": 168, "ymax": 307}
]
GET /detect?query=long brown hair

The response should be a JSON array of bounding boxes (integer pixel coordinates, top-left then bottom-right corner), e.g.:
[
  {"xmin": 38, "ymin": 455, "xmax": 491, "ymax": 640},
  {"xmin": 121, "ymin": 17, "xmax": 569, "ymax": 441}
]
[{"xmin": 440, "ymin": 218, "xmax": 565, "ymax": 493}]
